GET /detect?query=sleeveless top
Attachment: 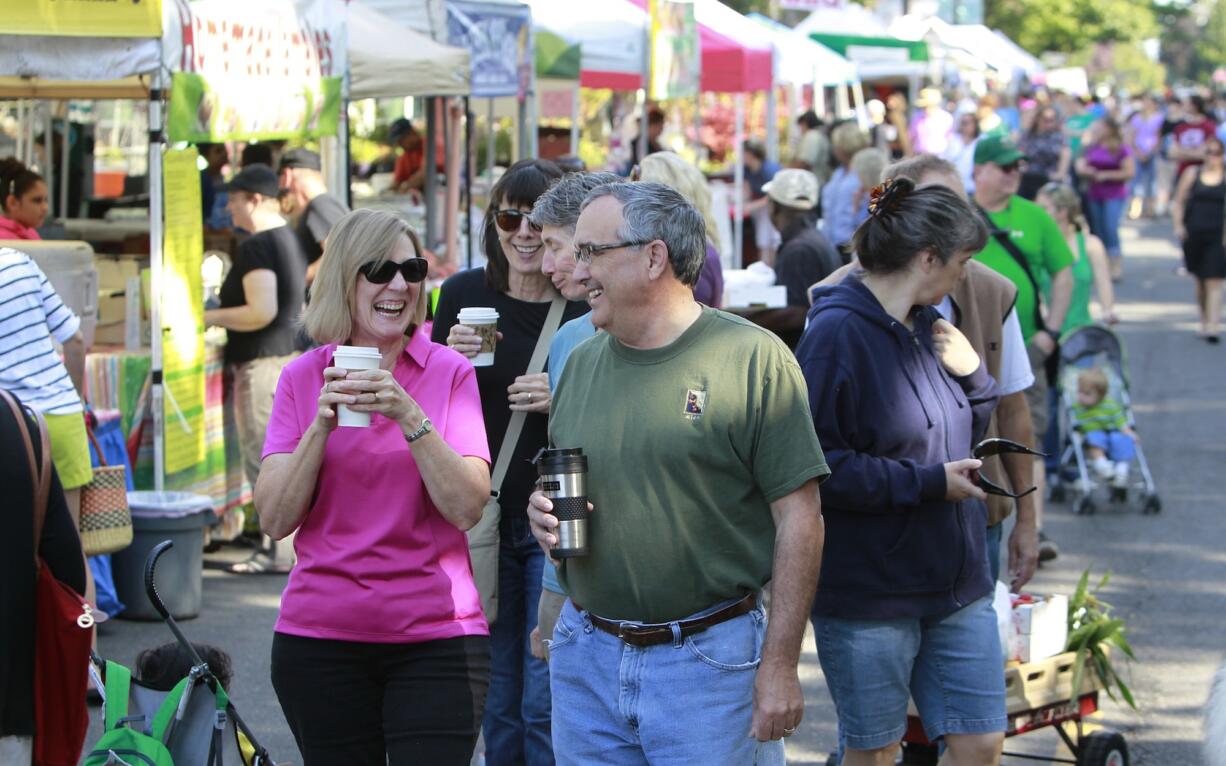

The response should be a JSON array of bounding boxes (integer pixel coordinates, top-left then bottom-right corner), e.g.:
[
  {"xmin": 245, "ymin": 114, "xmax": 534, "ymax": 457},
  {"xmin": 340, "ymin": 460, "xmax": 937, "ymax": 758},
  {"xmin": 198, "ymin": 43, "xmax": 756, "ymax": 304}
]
[
  {"xmin": 1062, "ymin": 231, "xmax": 1094, "ymax": 334},
  {"xmin": 1185, "ymin": 171, "xmax": 1226, "ymax": 236}
]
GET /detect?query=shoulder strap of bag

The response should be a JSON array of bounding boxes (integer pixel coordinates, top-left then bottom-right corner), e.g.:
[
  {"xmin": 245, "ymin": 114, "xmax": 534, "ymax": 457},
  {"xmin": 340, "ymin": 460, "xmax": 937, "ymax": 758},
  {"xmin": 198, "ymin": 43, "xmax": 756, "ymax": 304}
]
[
  {"xmin": 975, "ymin": 203, "xmax": 1046, "ymax": 334},
  {"xmin": 85, "ymin": 415, "xmax": 107, "ymax": 467},
  {"xmin": 489, "ymin": 297, "xmax": 567, "ymax": 495},
  {"xmin": 1, "ymin": 389, "xmax": 51, "ymax": 565}
]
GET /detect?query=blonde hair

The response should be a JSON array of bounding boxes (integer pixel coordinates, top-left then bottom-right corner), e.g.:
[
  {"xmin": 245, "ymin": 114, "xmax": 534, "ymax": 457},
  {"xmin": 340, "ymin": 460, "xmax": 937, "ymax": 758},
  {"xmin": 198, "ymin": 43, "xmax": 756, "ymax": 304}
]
[
  {"xmin": 638, "ymin": 151, "xmax": 723, "ymax": 251},
  {"xmin": 303, "ymin": 209, "xmax": 428, "ymax": 344},
  {"xmin": 1077, "ymin": 368, "xmax": 1110, "ymax": 400},
  {"xmin": 1037, "ymin": 181, "xmax": 1087, "ymax": 232},
  {"xmin": 831, "ymin": 122, "xmax": 870, "ymax": 159}
]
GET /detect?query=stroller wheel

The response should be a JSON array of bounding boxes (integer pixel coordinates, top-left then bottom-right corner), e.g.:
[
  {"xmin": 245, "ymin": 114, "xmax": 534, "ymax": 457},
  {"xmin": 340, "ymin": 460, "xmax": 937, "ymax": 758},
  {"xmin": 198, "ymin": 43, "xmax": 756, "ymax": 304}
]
[
  {"xmin": 1076, "ymin": 497, "xmax": 1097, "ymax": 515},
  {"xmin": 1143, "ymin": 495, "xmax": 1162, "ymax": 515},
  {"xmin": 1110, "ymin": 486, "xmax": 1128, "ymax": 504}
]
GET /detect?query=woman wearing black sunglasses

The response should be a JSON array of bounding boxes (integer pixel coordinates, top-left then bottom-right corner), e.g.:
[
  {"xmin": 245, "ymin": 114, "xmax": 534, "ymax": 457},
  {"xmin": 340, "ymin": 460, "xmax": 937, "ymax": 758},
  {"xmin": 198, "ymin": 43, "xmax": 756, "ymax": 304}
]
[
  {"xmin": 256, "ymin": 209, "xmax": 495, "ymax": 765},
  {"xmin": 432, "ymin": 158, "xmax": 589, "ymax": 765}
]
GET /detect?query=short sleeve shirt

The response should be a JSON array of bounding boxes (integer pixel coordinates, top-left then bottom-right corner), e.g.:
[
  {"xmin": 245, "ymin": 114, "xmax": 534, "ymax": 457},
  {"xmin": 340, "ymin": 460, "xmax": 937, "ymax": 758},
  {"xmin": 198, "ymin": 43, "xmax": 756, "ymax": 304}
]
[
  {"xmin": 974, "ymin": 196, "xmax": 1075, "ymax": 342},
  {"xmin": 218, "ymin": 226, "xmax": 308, "ymax": 364},
  {"xmin": 263, "ymin": 330, "xmax": 492, "ymax": 643},
  {"xmin": 551, "ymin": 308, "xmax": 830, "ymax": 622},
  {"xmin": 296, "ymin": 193, "xmax": 350, "ymax": 264},
  {"xmin": 0, "ymin": 248, "xmax": 82, "ymax": 415}
]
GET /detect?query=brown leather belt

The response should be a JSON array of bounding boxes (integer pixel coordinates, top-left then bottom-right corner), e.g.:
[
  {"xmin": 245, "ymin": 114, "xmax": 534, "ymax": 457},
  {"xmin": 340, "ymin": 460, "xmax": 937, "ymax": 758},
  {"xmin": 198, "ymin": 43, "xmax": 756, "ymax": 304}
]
[{"xmin": 576, "ymin": 593, "xmax": 756, "ymax": 648}]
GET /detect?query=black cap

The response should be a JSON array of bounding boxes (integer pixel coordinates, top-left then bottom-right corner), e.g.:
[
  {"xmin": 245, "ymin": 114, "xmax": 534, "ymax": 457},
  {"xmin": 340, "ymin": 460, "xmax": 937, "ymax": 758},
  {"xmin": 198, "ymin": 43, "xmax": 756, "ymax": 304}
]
[
  {"xmin": 278, "ymin": 148, "xmax": 322, "ymax": 172},
  {"xmin": 388, "ymin": 118, "xmax": 416, "ymax": 144},
  {"xmin": 221, "ymin": 163, "xmax": 280, "ymax": 197}
]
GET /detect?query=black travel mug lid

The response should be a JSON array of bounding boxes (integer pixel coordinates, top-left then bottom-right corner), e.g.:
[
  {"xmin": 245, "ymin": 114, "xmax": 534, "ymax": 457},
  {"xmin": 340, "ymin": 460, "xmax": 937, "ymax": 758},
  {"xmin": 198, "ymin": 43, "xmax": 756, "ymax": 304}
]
[{"xmin": 535, "ymin": 447, "xmax": 587, "ymax": 474}]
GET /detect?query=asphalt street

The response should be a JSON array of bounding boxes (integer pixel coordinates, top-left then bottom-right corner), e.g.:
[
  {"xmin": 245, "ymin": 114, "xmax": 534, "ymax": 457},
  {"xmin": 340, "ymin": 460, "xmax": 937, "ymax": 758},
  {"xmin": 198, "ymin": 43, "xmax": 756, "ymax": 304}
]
[{"xmin": 92, "ymin": 217, "xmax": 1223, "ymax": 765}]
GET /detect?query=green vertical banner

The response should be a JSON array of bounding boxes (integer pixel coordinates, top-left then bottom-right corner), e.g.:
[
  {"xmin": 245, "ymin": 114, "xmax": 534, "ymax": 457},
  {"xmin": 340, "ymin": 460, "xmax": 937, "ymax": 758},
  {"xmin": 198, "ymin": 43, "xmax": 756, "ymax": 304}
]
[
  {"xmin": 649, "ymin": 0, "xmax": 700, "ymax": 100},
  {"xmin": 161, "ymin": 148, "xmax": 207, "ymax": 474},
  {"xmin": 167, "ymin": 72, "xmax": 342, "ymax": 143}
]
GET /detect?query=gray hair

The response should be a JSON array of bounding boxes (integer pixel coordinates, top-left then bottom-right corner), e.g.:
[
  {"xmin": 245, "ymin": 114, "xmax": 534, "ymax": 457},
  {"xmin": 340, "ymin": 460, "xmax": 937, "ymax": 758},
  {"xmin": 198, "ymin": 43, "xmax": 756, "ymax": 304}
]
[
  {"xmin": 581, "ymin": 181, "xmax": 706, "ymax": 286},
  {"xmin": 531, "ymin": 171, "xmax": 621, "ymax": 231}
]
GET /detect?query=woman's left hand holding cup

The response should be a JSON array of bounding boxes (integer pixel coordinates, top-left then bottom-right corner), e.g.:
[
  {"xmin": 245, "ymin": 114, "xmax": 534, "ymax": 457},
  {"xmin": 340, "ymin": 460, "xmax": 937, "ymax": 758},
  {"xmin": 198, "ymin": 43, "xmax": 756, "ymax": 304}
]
[{"xmin": 337, "ymin": 369, "xmax": 427, "ymax": 432}]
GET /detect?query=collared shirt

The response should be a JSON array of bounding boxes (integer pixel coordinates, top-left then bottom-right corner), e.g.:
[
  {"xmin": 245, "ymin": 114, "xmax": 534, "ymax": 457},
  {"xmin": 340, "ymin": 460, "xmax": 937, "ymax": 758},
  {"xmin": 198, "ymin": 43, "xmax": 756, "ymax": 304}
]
[
  {"xmin": 820, "ymin": 166, "xmax": 866, "ymax": 248},
  {"xmin": 0, "ymin": 216, "xmax": 40, "ymax": 241},
  {"xmin": 0, "ymin": 248, "xmax": 82, "ymax": 415},
  {"xmin": 263, "ymin": 327, "xmax": 492, "ymax": 643}
]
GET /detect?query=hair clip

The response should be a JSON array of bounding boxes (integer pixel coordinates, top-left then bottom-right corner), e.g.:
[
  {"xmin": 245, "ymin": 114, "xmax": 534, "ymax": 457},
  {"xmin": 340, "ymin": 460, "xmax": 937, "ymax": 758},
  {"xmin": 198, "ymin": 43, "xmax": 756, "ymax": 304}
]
[
  {"xmin": 629, "ymin": 164, "xmax": 642, "ymax": 182},
  {"xmin": 867, "ymin": 178, "xmax": 909, "ymax": 219}
]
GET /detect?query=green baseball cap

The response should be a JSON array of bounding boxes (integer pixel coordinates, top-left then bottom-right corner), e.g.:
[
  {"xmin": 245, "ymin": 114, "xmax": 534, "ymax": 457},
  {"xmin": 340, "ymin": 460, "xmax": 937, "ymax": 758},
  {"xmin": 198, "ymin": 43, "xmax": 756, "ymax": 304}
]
[{"xmin": 974, "ymin": 134, "xmax": 1029, "ymax": 166}]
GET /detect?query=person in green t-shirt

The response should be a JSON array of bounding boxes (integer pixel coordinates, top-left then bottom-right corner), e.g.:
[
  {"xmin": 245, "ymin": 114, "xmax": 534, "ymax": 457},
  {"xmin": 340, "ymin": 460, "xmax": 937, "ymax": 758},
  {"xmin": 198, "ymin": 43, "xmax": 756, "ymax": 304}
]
[
  {"xmin": 528, "ymin": 181, "xmax": 828, "ymax": 763},
  {"xmin": 972, "ymin": 134, "xmax": 1074, "ymax": 564}
]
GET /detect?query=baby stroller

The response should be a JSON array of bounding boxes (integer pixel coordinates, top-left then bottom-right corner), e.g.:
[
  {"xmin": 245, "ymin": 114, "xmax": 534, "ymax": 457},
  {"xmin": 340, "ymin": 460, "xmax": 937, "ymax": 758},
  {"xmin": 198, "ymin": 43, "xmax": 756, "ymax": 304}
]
[
  {"xmin": 1049, "ymin": 324, "xmax": 1160, "ymax": 516},
  {"xmin": 84, "ymin": 541, "xmax": 278, "ymax": 765}
]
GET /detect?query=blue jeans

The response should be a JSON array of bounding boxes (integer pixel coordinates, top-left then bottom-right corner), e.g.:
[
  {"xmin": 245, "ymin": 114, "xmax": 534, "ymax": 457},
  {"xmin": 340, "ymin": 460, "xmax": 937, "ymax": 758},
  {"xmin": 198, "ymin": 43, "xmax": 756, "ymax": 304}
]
[
  {"xmin": 549, "ymin": 598, "xmax": 784, "ymax": 766},
  {"xmin": 1087, "ymin": 197, "xmax": 1126, "ymax": 258},
  {"xmin": 483, "ymin": 518, "xmax": 554, "ymax": 766},
  {"xmin": 813, "ymin": 597, "xmax": 1006, "ymax": 751},
  {"xmin": 1131, "ymin": 155, "xmax": 1156, "ymax": 199}
]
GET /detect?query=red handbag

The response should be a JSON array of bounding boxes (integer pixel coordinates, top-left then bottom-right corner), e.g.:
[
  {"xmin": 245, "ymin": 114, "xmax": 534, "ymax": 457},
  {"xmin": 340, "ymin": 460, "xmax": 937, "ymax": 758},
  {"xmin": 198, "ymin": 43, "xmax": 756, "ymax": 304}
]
[{"xmin": 1, "ymin": 391, "xmax": 94, "ymax": 766}]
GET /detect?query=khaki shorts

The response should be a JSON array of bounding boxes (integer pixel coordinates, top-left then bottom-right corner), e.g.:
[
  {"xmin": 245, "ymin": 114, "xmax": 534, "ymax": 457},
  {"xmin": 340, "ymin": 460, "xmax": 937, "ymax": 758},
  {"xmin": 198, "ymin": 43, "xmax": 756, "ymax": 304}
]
[
  {"xmin": 1024, "ymin": 342, "xmax": 1050, "ymax": 441},
  {"xmin": 231, "ymin": 354, "xmax": 298, "ymax": 488},
  {"xmin": 45, "ymin": 410, "xmax": 93, "ymax": 490}
]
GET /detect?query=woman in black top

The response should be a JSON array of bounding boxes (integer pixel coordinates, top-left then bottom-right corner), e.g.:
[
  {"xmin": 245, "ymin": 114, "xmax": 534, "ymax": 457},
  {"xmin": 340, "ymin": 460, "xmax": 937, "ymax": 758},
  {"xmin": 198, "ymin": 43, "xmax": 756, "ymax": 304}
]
[
  {"xmin": 432, "ymin": 159, "xmax": 587, "ymax": 765},
  {"xmin": 0, "ymin": 392, "xmax": 86, "ymax": 761},
  {"xmin": 204, "ymin": 163, "xmax": 308, "ymax": 571},
  {"xmin": 1172, "ymin": 135, "xmax": 1226, "ymax": 343}
]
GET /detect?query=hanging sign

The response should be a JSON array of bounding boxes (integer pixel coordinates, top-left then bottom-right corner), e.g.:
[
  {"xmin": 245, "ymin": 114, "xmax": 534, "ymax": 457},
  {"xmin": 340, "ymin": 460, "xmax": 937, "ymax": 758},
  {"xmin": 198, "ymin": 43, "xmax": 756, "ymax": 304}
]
[
  {"xmin": 0, "ymin": 0, "xmax": 163, "ymax": 38},
  {"xmin": 649, "ymin": 0, "xmax": 699, "ymax": 100}
]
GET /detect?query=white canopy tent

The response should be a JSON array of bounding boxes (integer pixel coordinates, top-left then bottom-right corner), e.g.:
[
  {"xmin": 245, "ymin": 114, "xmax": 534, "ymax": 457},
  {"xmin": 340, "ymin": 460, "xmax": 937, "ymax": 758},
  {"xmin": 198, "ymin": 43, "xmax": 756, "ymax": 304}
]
[
  {"xmin": 347, "ymin": 1, "xmax": 471, "ymax": 98},
  {"xmin": 889, "ymin": 15, "xmax": 1042, "ymax": 87},
  {"xmin": 524, "ymin": 0, "xmax": 646, "ymax": 88}
]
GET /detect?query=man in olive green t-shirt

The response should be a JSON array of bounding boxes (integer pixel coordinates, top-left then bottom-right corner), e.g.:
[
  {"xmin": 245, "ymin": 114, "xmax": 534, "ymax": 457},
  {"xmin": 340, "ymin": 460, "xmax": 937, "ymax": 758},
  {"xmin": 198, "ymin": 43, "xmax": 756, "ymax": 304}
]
[
  {"xmin": 528, "ymin": 182, "xmax": 828, "ymax": 764},
  {"xmin": 972, "ymin": 134, "xmax": 1074, "ymax": 564}
]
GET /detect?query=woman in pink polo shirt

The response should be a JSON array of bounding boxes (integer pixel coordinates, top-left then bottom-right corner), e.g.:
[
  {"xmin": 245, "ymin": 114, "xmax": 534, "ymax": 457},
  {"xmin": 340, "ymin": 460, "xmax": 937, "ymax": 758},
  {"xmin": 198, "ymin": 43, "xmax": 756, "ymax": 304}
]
[{"xmin": 256, "ymin": 209, "xmax": 492, "ymax": 765}]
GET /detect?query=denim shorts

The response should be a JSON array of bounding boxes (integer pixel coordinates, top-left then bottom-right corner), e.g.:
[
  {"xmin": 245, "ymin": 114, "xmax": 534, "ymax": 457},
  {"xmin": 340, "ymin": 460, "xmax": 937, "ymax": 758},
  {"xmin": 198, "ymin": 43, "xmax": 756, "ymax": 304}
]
[
  {"xmin": 813, "ymin": 596, "xmax": 1006, "ymax": 751},
  {"xmin": 550, "ymin": 598, "xmax": 785, "ymax": 766}
]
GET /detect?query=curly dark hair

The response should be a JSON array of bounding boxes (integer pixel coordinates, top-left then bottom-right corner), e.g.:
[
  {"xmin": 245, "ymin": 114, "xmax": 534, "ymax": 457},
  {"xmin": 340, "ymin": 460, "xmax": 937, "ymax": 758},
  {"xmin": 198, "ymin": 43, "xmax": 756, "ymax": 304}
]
[{"xmin": 135, "ymin": 642, "xmax": 234, "ymax": 692}]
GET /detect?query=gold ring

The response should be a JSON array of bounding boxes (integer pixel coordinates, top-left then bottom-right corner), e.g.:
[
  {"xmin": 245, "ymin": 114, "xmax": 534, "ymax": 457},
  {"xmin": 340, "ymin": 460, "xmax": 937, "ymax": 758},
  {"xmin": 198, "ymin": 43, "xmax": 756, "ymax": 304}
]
[{"xmin": 529, "ymin": 392, "xmax": 534, "ymax": 402}]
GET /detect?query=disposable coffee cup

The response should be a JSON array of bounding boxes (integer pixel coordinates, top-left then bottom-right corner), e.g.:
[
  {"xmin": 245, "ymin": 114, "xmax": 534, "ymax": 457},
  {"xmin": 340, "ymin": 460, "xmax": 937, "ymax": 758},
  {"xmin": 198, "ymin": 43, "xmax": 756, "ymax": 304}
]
[
  {"xmin": 332, "ymin": 345, "xmax": 382, "ymax": 427},
  {"xmin": 457, "ymin": 307, "xmax": 499, "ymax": 367}
]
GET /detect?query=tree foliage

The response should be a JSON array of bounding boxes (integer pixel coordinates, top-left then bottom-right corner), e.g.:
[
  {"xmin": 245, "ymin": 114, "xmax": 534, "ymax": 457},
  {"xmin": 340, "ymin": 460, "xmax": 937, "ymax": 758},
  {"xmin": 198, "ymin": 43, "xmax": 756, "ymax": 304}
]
[{"xmin": 986, "ymin": 0, "xmax": 1158, "ymax": 55}]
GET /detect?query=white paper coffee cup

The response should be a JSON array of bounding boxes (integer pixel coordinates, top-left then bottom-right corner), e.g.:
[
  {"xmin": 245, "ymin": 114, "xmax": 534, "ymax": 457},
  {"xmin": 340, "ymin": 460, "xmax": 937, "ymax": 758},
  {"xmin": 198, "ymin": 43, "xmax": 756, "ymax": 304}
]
[
  {"xmin": 332, "ymin": 345, "xmax": 382, "ymax": 427},
  {"xmin": 457, "ymin": 307, "xmax": 499, "ymax": 367}
]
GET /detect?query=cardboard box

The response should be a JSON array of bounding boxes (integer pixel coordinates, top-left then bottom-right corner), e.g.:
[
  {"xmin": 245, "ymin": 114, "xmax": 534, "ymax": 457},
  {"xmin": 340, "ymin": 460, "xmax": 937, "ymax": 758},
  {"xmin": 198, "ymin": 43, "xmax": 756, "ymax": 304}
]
[
  {"xmin": 1008, "ymin": 594, "xmax": 1068, "ymax": 663},
  {"xmin": 723, "ymin": 284, "xmax": 787, "ymax": 309},
  {"xmin": 94, "ymin": 257, "xmax": 142, "ymax": 347}
]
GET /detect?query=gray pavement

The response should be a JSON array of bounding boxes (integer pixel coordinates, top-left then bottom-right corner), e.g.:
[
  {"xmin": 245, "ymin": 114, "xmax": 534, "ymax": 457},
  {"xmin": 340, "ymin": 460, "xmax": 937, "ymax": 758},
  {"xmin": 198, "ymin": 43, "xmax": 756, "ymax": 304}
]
[{"xmin": 93, "ymin": 218, "xmax": 1223, "ymax": 765}]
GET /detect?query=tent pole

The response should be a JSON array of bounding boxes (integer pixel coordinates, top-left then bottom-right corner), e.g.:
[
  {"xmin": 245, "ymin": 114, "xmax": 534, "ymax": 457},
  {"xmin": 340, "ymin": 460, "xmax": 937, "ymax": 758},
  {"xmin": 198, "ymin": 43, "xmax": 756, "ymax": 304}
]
[
  {"xmin": 570, "ymin": 87, "xmax": 580, "ymax": 159},
  {"xmin": 445, "ymin": 98, "xmax": 462, "ymax": 266},
  {"xmin": 766, "ymin": 87, "xmax": 779, "ymax": 164},
  {"xmin": 465, "ymin": 97, "xmax": 474, "ymax": 270},
  {"xmin": 733, "ymin": 92, "xmax": 744, "ymax": 270},
  {"xmin": 44, "ymin": 104, "xmax": 55, "ymax": 220},
  {"xmin": 149, "ymin": 68, "xmax": 166, "ymax": 493},
  {"xmin": 487, "ymin": 98, "xmax": 496, "ymax": 189},
  {"xmin": 15, "ymin": 101, "xmax": 24, "ymax": 164},
  {"xmin": 639, "ymin": 10, "xmax": 650, "ymax": 169},
  {"xmin": 852, "ymin": 80, "xmax": 868, "ymax": 130},
  {"xmin": 426, "ymin": 96, "xmax": 438, "ymax": 248},
  {"xmin": 60, "ymin": 107, "xmax": 70, "ymax": 218}
]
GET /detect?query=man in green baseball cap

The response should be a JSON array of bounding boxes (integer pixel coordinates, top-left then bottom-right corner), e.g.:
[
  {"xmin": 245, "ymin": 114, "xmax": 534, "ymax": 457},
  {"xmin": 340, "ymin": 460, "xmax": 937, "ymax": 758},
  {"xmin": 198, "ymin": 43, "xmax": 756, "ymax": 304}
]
[{"xmin": 972, "ymin": 132, "xmax": 1073, "ymax": 565}]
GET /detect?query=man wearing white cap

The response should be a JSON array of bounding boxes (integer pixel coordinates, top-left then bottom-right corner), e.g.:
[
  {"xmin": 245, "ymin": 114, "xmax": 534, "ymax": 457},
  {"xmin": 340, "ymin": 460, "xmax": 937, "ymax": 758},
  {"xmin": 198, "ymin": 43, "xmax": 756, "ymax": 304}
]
[{"xmin": 752, "ymin": 169, "xmax": 841, "ymax": 346}]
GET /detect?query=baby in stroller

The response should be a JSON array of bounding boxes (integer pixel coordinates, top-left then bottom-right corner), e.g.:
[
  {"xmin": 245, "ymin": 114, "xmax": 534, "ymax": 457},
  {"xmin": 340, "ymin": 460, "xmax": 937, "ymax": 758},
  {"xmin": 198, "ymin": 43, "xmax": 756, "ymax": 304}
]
[{"xmin": 1072, "ymin": 368, "xmax": 1138, "ymax": 490}]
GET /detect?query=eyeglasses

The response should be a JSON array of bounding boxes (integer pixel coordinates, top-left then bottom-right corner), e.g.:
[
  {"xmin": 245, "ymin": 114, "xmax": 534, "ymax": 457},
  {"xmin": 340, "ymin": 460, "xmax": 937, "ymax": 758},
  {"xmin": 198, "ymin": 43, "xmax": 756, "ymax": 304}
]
[
  {"xmin": 971, "ymin": 438, "xmax": 1047, "ymax": 498},
  {"xmin": 1208, "ymin": 149, "xmax": 1225, "ymax": 157},
  {"xmin": 358, "ymin": 257, "xmax": 429, "ymax": 284},
  {"xmin": 574, "ymin": 240, "xmax": 652, "ymax": 264},
  {"xmin": 996, "ymin": 161, "xmax": 1024, "ymax": 174},
  {"xmin": 494, "ymin": 209, "xmax": 542, "ymax": 233}
]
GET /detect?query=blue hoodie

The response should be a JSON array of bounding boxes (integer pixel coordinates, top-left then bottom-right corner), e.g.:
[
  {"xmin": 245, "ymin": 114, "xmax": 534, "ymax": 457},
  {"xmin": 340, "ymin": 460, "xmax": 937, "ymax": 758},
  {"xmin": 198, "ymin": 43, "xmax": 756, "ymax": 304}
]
[{"xmin": 797, "ymin": 276, "xmax": 999, "ymax": 620}]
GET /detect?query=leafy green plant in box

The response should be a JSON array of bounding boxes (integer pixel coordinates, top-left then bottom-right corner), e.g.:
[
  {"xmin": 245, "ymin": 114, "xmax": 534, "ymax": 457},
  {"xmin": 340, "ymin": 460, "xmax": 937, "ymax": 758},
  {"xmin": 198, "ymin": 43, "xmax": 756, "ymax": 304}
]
[{"xmin": 1067, "ymin": 569, "xmax": 1138, "ymax": 709}]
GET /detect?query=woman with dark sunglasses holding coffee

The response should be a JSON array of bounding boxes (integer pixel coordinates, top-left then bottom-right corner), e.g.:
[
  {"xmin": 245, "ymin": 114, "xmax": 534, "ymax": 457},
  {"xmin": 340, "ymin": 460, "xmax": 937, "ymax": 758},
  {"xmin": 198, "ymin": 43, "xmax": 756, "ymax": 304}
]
[
  {"xmin": 797, "ymin": 178, "xmax": 1007, "ymax": 766},
  {"xmin": 432, "ymin": 158, "xmax": 587, "ymax": 765},
  {"xmin": 256, "ymin": 209, "xmax": 494, "ymax": 765}
]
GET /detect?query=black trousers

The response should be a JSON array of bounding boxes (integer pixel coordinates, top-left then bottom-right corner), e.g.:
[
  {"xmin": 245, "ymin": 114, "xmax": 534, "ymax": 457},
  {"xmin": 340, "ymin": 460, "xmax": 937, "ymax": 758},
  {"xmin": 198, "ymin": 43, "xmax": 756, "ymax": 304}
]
[{"xmin": 272, "ymin": 632, "xmax": 491, "ymax": 766}]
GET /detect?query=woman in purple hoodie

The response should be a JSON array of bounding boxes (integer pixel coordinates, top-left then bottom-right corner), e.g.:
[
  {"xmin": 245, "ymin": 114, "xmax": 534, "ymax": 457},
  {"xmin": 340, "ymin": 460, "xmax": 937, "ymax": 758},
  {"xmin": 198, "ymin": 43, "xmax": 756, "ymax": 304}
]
[{"xmin": 796, "ymin": 177, "xmax": 1005, "ymax": 766}]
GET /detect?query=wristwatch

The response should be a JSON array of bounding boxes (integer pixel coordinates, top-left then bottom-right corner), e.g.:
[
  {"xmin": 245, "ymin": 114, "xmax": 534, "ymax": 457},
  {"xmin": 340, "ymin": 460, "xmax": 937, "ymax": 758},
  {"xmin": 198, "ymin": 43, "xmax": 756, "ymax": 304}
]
[{"xmin": 405, "ymin": 417, "xmax": 433, "ymax": 444}]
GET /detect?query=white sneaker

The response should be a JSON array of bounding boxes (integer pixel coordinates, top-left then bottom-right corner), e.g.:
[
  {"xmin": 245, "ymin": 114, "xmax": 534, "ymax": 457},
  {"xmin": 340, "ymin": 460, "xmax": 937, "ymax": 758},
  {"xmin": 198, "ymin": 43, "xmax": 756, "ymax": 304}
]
[
  {"xmin": 1112, "ymin": 462, "xmax": 1131, "ymax": 488},
  {"xmin": 1092, "ymin": 457, "xmax": 1114, "ymax": 480}
]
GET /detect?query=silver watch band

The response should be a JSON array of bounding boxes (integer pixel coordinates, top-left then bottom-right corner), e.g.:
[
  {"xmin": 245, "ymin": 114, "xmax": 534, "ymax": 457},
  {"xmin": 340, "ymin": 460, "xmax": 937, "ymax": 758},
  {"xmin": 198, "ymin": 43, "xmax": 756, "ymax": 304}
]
[{"xmin": 406, "ymin": 417, "xmax": 433, "ymax": 443}]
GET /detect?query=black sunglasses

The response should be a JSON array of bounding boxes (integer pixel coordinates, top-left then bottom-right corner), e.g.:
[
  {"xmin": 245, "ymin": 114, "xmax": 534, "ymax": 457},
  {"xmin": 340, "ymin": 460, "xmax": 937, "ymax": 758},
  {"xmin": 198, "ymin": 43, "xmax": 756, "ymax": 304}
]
[
  {"xmin": 997, "ymin": 161, "xmax": 1024, "ymax": 174},
  {"xmin": 358, "ymin": 257, "xmax": 429, "ymax": 284},
  {"xmin": 494, "ymin": 209, "xmax": 542, "ymax": 233},
  {"xmin": 971, "ymin": 438, "xmax": 1047, "ymax": 498}
]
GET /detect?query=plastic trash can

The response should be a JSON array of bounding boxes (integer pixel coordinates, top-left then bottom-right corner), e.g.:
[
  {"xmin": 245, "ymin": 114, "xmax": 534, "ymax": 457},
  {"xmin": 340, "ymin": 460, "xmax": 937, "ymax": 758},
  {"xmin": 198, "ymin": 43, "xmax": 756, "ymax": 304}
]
[{"xmin": 112, "ymin": 491, "xmax": 213, "ymax": 621}]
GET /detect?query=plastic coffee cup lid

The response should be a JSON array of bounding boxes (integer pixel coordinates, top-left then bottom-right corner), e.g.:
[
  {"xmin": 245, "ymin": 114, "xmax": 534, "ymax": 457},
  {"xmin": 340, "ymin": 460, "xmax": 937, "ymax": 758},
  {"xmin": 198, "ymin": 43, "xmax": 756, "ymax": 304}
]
[
  {"xmin": 334, "ymin": 345, "xmax": 382, "ymax": 359},
  {"xmin": 458, "ymin": 307, "xmax": 499, "ymax": 322}
]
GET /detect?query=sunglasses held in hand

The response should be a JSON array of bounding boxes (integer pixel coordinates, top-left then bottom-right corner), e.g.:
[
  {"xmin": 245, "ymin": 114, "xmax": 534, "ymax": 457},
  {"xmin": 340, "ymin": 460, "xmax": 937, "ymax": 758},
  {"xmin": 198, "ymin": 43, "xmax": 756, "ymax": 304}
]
[{"xmin": 971, "ymin": 438, "xmax": 1047, "ymax": 498}]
